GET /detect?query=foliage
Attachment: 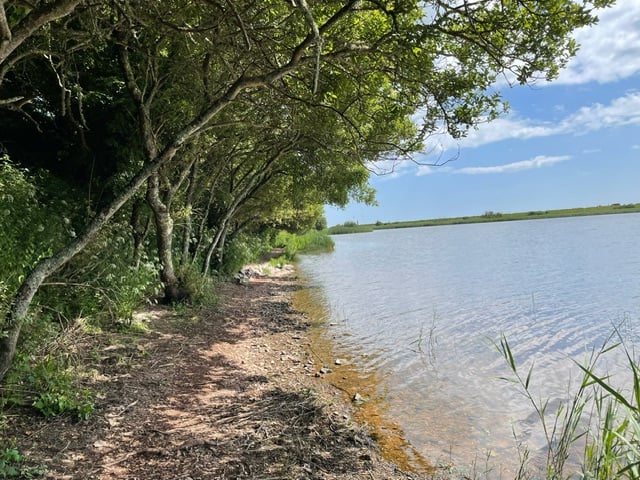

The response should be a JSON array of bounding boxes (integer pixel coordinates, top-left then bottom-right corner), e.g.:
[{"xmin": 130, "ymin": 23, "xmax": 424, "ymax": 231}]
[
  {"xmin": 34, "ymin": 215, "xmax": 160, "ymax": 325},
  {"xmin": 275, "ymin": 230, "xmax": 335, "ymax": 259},
  {"xmin": 0, "ymin": 447, "xmax": 47, "ymax": 479},
  {"xmin": 0, "ymin": 158, "xmax": 79, "ymax": 297},
  {"xmin": 175, "ymin": 264, "xmax": 218, "ymax": 307},
  {"xmin": 216, "ymin": 234, "xmax": 270, "ymax": 277},
  {"xmin": 496, "ymin": 332, "xmax": 640, "ymax": 480},
  {"xmin": 4, "ymin": 354, "xmax": 95, "ymax": 421}
]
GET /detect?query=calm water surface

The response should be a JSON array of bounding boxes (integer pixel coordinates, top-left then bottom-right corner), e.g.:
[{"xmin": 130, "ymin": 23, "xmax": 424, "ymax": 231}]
[{"xmin": 297, "ymin": 214, "xmax": 640, "ymax": 475}]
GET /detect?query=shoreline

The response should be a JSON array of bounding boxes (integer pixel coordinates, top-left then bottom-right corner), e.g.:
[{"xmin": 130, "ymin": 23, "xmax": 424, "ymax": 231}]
[{"xmin": 2, "ymin": 265, "xmax": 420, "ymax": 479}]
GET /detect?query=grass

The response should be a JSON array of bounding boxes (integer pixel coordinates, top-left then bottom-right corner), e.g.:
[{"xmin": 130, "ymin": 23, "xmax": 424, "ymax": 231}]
[
  {"xmin": 496, "ymin": 331, "xmax": 640, "ymax": 480},
  {"xmin": 274, "ymin": 229, "xmax": 335, "ymax": 259},
  {"xmin": 329, "ymin": 203, "xmax": 640, "ymax": 234}
]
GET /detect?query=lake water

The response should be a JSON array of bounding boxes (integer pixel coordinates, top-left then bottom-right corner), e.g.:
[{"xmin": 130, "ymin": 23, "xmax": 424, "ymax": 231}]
[{"xmin": 296, "ymin": 213, "xmax": 640, "ymax": 476}]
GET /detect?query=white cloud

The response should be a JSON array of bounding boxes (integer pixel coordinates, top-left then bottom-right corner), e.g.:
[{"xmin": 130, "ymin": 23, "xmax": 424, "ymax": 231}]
[
  {"xmin": 562, "ymin": 92, "xmax": 640, "ymax": 131},
  {"xmin": 459, "ymin": 117, "xmax": 558, "ymax": 148},
  {"xmin": 455, "ymin": 155, "xmax": 571, "ymax": 175},
  {"xmin": 446, "ymin": 91, "xmax": 640, "ymax": 150},
  {"xmin": 557, "ymin": 0, "xmax": 640, "ymax": 85},
  {"xmin": 416, "ymin": 165, "xmax": 434, "ymax": 176}
]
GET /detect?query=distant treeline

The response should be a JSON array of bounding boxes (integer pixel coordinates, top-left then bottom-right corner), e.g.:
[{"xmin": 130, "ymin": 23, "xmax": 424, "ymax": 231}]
[{"xmin": 328, "ymin": 203, "xmax": 640, "ymax": 235}]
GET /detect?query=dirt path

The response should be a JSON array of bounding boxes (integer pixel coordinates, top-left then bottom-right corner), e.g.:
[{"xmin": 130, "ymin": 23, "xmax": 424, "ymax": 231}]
[{"xmin": 3, "ymin": 267, "xmax": 419, "ymax": 479}]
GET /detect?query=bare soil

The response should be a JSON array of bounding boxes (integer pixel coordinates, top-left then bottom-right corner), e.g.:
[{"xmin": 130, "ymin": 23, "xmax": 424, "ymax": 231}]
[{"xmin": 2, "ymin": 266, "xmax": 421, "ymax": 479}]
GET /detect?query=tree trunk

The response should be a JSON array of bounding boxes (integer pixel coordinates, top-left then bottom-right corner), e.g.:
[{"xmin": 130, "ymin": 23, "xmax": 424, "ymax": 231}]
[
  {"xmin": 131, "ymin": 198, "xmax": 152, "ymax": 268},
  {"xmin": 0, "ymin": 151, "xmax": 176, "ymax": 381},
  {"xmin": 146, "ymin": 172, "xmax": 184, "ymax": 303},
  {"xmin": 203, "ymin": 218, "xmax": 229, "ymax": 277},
  {"xmin": 211, "ymin": 226, "xmax": 230, "ymax": 272},
  {"xmin": 180, "ymin": 161, "xmax": 198, "ymax": 267}
]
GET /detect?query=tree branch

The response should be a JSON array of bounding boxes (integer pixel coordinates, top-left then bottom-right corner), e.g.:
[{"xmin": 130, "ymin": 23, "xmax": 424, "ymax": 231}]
[{"xmin": 0, "ymin": 0, "xmax": 82, "ymax": 65}]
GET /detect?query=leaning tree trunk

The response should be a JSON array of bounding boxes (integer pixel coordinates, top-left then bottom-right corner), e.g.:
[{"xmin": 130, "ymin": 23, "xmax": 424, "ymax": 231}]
[
  {"xmin": 203, "ymin": 221, "xmax": 227, "ymax": 277},
  {"xmin": 130, "ymin": 198, "xmax": 152, "ymax": 268},
  {"xmin": 0, "ymin": 153, "xmax": 173, "ymax": 381},
  {"xmin": 0, "ymin": 0, "xmax": 82, "ymax": 65}
]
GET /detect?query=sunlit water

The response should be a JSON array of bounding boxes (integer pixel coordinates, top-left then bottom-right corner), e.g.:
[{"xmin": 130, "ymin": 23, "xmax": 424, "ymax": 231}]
[{"xmin": 297, "ymin": 213, "xmax": 640, "ymax": 476}]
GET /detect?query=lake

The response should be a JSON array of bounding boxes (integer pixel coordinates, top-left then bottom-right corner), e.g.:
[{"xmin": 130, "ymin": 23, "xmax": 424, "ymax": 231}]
[{"xmin": 296, "ymin": 213, "xmax": 640, "ymax": 476}]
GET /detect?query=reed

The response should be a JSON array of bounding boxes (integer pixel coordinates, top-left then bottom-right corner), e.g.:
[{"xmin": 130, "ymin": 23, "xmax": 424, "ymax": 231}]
[
  {"xmin": 275, "ymin": 229, "xmax": 335, "ymax": 259},
  {"xmin": 496, "ymin": 332, "xmax": 640, "ymax": 480}
]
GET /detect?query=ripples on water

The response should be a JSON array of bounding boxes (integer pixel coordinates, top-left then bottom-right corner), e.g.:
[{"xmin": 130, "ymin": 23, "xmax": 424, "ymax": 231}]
[{"xmin": 298, "ymin": 214, "xmax": 640, "ymax": 476}]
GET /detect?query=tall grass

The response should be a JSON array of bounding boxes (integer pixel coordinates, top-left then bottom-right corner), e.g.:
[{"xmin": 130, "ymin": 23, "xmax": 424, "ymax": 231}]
[
  {"xmin": 496, "ymin": 332, "xmax": 640, "ymax": 480},
  {"xmin": 275, "ymin": 230, "xmax": 334, "ymax": 259}
]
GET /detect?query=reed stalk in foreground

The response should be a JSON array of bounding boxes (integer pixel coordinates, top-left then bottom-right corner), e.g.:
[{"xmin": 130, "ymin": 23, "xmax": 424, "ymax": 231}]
[{"xmin": 496, "ymin": 331, "xmax": 640, "ymax": 480}]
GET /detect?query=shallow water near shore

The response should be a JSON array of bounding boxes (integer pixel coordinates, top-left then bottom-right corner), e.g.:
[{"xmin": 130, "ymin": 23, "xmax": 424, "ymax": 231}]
[{"xmin": 297, "ymin": 213, "xmax": 640, "ymax": 476}]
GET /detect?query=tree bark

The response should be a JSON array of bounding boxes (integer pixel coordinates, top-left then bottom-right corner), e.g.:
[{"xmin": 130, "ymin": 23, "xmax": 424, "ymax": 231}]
[
  {"xmin": 0, "ymin": 0, "xmax": 82, "ymax": 65},
  {"xmin": 131, "ymin": 197, "xmax": 152, "ymax": 268},
  {"xmin": 146, "ymin": 172, "xmax": 183, "ymax": 303},
  {"xmin": 180, "ymin": 161, "xmax": 198, "ymax": 267}
]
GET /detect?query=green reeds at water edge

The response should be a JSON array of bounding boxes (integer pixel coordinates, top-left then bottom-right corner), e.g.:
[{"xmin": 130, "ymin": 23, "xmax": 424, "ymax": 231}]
[
  {"xmin": 496, "ymin": 332, "xmax": 640, "ymax": 480},
  {"xmin": 274, "ymin": 230, "xmax": 335, "ymax": 260}
]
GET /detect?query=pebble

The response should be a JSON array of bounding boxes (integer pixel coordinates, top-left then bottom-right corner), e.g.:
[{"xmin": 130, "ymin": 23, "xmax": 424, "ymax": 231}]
[{"xmin": 352, "ymin": 393, "xmax": 365, "ymax": 404}]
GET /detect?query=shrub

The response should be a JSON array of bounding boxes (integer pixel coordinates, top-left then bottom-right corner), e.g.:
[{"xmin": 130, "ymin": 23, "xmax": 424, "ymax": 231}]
[
  {"xmin": 275, "ymin": 229, "xmax": 334, "ymax": 259},
  {"xmin": 176, "ymin": 264, "xmax": 218, "ymax": 306},
  {"xmin": 217, "ymin": 233, "xmax": 270, "ymax": 276}
]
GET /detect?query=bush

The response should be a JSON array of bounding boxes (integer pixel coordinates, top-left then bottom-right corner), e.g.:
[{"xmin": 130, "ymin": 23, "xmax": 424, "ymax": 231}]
[
  {"xmin": 275, "ymin": 229, "xmax": 334, "ymax": 259},
  {"xmin": 176, "ymin": 264, "xmax": 218, "ymax": 306},
  {"xmin": 217, "ymin": 233, "xmax": 270, "ymax": 276},
  {"xmin": 34, "ymin": 215, "xmax": 160, "ymax": 326}
]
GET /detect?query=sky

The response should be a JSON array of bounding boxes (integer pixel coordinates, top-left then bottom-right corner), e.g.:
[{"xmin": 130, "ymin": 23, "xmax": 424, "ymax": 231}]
[{"xmin": 325, "ymin": 0, "xmax": 640, "ymax": 226}]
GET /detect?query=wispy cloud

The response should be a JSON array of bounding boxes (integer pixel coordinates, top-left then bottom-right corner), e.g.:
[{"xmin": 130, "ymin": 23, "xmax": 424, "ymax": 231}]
[
  {"xmin": 454, "ymin": 155, "xmax": 571, "ymax": 175},
  {"xmin": 444, "ymin": 91, "xmax": 640, "ymax": 150}
]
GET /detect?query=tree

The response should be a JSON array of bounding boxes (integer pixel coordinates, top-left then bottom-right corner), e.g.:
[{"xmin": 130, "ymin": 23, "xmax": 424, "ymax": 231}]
[{"xmin": 1, "ymin": 0, "xmax": 614, "ymax": 381}]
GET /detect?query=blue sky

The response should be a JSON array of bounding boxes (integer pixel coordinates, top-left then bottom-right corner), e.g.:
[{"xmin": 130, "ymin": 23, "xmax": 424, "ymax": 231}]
[{"xmin": 326, "ymin": 0, "xmax": 640, "ymax": 226}]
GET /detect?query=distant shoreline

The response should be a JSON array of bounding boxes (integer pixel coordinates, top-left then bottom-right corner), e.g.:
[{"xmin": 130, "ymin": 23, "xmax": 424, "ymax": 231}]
[{"xmin": 328, "ymin": 203, "xmax": 640, "ymax": 234}]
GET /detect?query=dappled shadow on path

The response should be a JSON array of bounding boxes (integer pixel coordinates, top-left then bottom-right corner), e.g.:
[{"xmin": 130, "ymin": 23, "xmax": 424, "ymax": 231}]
[
  {"xmin": 1, "ymin": 273, "xmax": 411, "ymax": 479},
  {"xmin": 87, "ymin": 276, "xmax": 384, "ymax": 479}
]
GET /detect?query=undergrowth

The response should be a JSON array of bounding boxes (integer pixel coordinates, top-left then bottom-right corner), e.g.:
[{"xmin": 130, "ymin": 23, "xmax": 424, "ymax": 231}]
[
  {"xmin": 0, "ymin": 446, "xmax": 47, "ymax": 479},
  {"xmin": 275, "ymin": 229, "xmax": 334, "ymax": 259}
]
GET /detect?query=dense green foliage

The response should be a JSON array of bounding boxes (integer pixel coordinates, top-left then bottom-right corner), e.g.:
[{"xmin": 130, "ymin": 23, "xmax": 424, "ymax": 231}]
[
  {"xmin": 0, "ymin": 446, "xmax": 47, "ymax": 478},
  {"xmin": 275, "ymin": 230, "xmax": 335, "ymax": 259}
]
